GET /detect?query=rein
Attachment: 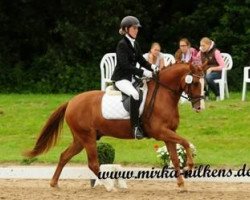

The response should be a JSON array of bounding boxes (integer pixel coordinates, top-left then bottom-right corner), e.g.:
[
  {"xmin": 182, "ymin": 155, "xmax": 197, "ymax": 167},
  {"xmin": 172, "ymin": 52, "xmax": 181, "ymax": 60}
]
[
  {"xmin": 144, "ymin": 73, "xmax": 160, "ymax": 120},
  {"xmin": 144, "ymin": 72, "xmax": 204, "ymax": 120}
]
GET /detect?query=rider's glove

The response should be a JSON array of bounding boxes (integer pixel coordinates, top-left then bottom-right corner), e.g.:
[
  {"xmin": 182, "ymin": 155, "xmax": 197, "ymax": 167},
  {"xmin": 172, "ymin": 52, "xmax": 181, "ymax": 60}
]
[
  {"xmin": 143, "ymin": 69, "xmax": 153, "ymax": 78},
  {"xmin": 151, "ymin": 64, "xmax": 159, "ymax": 72}
]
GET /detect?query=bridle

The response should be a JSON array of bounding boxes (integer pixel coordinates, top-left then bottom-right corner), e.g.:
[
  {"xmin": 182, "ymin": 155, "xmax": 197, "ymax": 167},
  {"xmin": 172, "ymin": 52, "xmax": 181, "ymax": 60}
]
[
  {"xmin": 145, "ymin": 71, "xmax": 205, "ymax": 120},
  {"xmin": 181, "ymin": 73, "xmax": 205, "ymax": 104},
  {"xmin": 155, "ymin": 72, "xmax": 204, "ymax": 101}
]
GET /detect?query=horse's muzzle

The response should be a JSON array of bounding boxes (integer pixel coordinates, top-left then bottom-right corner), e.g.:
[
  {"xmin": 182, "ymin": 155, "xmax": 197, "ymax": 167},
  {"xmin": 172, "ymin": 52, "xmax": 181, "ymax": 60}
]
[
  {"xmin": 192, "ymin": 99, "xmax": 205, "ymax": 112},
  {"xmin": 193, "ymin": 106, "xmax": 202, "ymax": 113}
]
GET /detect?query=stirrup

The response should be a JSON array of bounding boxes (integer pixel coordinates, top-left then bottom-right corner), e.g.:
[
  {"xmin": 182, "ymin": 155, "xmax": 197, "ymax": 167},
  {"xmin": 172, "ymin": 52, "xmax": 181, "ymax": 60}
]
[{"xmin": 133, "ymin": 126, "xmax": 144, "ymax": 140}]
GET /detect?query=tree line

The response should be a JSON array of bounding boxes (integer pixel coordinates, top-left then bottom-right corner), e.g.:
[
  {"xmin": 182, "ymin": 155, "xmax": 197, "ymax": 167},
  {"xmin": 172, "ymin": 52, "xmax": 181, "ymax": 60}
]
[{"xmin": 0, "ymin": 0, "xmax": 249, "ymax": 93}]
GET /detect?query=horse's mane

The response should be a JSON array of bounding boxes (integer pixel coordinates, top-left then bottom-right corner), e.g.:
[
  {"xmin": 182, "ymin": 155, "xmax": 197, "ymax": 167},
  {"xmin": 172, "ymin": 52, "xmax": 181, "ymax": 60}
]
[
  {"xmin": 160, "ymin": 63, "xmax": 190, "ymax": 77},
  {"xmin": 162, "ymin": 63, "xmax": 189, "ymax": 71}
]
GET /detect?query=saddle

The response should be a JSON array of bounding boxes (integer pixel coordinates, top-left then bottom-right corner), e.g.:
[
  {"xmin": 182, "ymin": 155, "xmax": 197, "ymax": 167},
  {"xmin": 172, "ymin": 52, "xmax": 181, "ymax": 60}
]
[
  {"xmin": 112, "ymin": 81, "xmax": 143, "ymax": 113},
  {"xmin": 101, "ymin": 79, "xmax": 148, "ymax": 120}
]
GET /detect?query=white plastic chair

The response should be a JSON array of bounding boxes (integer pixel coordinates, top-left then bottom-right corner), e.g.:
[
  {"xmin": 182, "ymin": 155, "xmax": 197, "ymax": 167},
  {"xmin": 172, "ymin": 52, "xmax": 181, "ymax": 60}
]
[
  {"xmin": 162, "ymin": 53, "xmax": 176, "ymax": 66},
  {"xmin": 100, "ymin": 53, "xmax": 116, "ymax": 91},
  {"xmin": 242, "ymin": 66, "xmax": 250, "ymax": 101},
  {"xmin": 214, "ymin": 53, "xmax": 233, "ymax": 100}
]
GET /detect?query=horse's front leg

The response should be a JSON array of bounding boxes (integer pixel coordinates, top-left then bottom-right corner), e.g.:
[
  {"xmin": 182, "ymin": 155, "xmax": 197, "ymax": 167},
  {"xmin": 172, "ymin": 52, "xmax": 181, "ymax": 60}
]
[
  {"xmin": 165, "ymin": 142, "xmax": 186, "ymax": 191},
  {"xmin": 185, "ymin": 146, "xmax": 194, "ymax": 170},
  {"xmin": 163, "ymin": 128, "xmax": 194, "ymax": 170},
  {"xmin": 154, "ymin": 127, "xmax": 194, "ymax": 189}
]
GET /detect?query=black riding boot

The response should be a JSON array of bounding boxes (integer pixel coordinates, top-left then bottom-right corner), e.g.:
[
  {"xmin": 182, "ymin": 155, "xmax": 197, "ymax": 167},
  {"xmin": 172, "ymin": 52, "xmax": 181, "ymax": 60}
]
[{"xmin": 130, "ymin": 96, "xmax": 143, "ymax": 139}]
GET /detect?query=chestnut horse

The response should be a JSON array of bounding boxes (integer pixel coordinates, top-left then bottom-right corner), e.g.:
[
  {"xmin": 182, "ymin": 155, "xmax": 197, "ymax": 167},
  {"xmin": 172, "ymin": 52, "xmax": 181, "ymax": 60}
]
[{"xmin": 24, "ymin": 63, "xmax": 207, "ymax": 190}]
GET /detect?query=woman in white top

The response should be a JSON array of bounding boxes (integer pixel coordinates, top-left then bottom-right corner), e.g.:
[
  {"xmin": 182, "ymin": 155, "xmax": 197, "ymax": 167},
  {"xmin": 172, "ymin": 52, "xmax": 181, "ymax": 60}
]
[{"xmin": 144, "ymin": 42, "xmax": 165, "ymax": 70}]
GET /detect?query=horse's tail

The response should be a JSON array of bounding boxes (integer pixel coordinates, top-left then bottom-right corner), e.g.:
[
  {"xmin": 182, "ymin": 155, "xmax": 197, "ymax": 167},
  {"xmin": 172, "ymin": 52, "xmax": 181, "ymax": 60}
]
[{"xmin": 23, "ymin": 102, "xmax": 69, "ymax": 158}]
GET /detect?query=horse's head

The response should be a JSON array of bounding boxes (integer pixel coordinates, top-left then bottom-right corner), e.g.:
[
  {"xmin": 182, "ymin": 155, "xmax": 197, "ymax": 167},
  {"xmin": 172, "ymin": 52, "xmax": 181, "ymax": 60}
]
[
  {"xmin": 180, "ymin": 62, "xmax": 208, "ymax": 112},
  {"xmin": 150, "ymin": 62, "xmax": 209, "ymax": 113}
]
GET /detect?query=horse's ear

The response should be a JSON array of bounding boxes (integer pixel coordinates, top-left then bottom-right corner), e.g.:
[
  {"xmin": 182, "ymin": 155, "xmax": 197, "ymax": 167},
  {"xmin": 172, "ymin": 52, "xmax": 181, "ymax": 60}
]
[{"xmin": 189, "ymin": 63, "xmax": 196, "ymax": 73}]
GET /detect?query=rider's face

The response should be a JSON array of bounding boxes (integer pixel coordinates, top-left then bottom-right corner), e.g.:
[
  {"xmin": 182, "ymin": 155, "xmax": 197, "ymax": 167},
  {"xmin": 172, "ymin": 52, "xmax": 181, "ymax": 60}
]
[{"xmin": 128, "ymin": 26, "xmax": 139, "ymax": 39}]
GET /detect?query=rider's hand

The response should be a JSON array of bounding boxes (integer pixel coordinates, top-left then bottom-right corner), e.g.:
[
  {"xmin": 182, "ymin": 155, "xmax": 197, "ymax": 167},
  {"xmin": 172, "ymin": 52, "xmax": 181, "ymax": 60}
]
[
  {"xmin": 143, "ymin": 69, "xmax": 153, "ymax": 78},
  {"xmin": 151, "ymin": 64, "xmax": 159, "ymax": 72}
]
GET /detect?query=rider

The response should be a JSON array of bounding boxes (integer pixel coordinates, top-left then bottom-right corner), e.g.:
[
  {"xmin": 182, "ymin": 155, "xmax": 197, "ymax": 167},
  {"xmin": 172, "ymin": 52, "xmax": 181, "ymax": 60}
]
[{"xmin": 111, "ymin": 16, "xmax": 157, "ymax": 139}]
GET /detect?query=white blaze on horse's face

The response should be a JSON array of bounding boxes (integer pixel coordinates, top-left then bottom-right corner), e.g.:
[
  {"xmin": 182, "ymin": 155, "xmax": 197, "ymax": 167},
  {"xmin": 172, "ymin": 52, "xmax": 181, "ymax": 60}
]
[{"xmin": 185, "ymin": 73, "xmax": 205, "ymax": 112}]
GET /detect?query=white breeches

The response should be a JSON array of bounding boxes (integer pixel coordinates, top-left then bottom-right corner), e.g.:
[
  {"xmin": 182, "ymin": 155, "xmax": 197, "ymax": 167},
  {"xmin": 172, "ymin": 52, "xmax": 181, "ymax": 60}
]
[{"xmin": 115, "ymin": 80, "xmax": 139, "ymax": 100}]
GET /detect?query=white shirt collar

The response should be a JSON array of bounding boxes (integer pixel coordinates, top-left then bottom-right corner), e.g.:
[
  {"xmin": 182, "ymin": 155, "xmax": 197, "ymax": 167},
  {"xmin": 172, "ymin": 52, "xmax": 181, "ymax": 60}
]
[
  {"xmin": 125, "ymin": 34, "xmax": 135, "ymax": 47},
  {"xmin": 181, "ymin": 48, "xmax": 192, "ymax": 62}
]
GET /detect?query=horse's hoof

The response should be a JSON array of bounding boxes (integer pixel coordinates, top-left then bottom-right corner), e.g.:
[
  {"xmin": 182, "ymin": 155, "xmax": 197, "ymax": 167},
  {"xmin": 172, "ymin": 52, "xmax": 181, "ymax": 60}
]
[
  {"xmin": 50, "ymin": 181, "xmax": 58, "ymax": 188},
  {"xmin": 177, "ymin": 181, "xmax": 184, "ymax": 187},
  {"xmin": 90, "ymin": 179, "xmax": 96, "ymax": 188},
  {"xmin": 177, "ymin": 183, "xmax": 188, "ymax": 193},
  {"xmin": 178, "ymin": 187, "xmax": 188, "ymax": 193}
]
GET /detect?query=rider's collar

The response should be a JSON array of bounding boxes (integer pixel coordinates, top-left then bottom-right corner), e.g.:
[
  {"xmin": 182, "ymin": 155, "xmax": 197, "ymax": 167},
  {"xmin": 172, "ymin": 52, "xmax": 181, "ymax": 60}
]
[{"xmin": 125, "ymin": 34, "xmax": 135, "ymax": 47}]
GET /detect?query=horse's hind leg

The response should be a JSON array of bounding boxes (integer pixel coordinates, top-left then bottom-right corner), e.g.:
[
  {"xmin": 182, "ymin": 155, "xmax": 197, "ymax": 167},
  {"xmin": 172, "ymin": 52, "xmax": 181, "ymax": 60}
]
[
  {"xmin": 81, "ymin": 131, "xmax": 100, "ymax": 187},
  {"xmin": 50, "ymin": 139, "xmax": 83, "ymax": 187},
  {"xmin": 83, "ymin": 138, "xmax": 100, "ymax": 187}
]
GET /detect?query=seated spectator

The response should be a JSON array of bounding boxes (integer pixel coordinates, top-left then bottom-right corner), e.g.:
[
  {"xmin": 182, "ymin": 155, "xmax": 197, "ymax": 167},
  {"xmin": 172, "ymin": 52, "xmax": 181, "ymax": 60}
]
[
  {"xmin": 197, "ymin": 37, "xmax": 225, "ymax": 100},
  {"xmin": 175, "ymin": 38, "xmax": 198, "ymax": 63},
  {"xmin": 144, "ymin": 42, "xmax": 165, "ymax": 70}
]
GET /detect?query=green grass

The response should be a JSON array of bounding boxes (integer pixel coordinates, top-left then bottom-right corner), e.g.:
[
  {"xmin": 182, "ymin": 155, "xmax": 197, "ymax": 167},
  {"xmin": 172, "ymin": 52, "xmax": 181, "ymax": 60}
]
[
  {"xmin": 0, "ymin": 93, "xmax": 249, "ymax": 168},
  {"xmin": 178, "ymin": 93, "xmax": 250, "ymax": 168}
]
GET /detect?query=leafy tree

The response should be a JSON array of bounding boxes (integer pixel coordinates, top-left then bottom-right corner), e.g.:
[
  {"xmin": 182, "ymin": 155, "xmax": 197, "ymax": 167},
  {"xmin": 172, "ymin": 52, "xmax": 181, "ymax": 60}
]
[
  {"xmin": 212, "ymin": 0, "xmax": 250, "ymax": 90},
  {"xmin": 0, "ymin": 0, "xmax": 249, "ymax": 92}
]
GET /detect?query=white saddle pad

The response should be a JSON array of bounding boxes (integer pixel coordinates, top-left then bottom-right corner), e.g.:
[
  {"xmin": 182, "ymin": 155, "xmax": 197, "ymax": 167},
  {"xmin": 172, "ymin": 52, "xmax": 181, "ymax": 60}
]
[{"xmin": 101, "ymin": 81, "xmax": 148, "ymax": 120}]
